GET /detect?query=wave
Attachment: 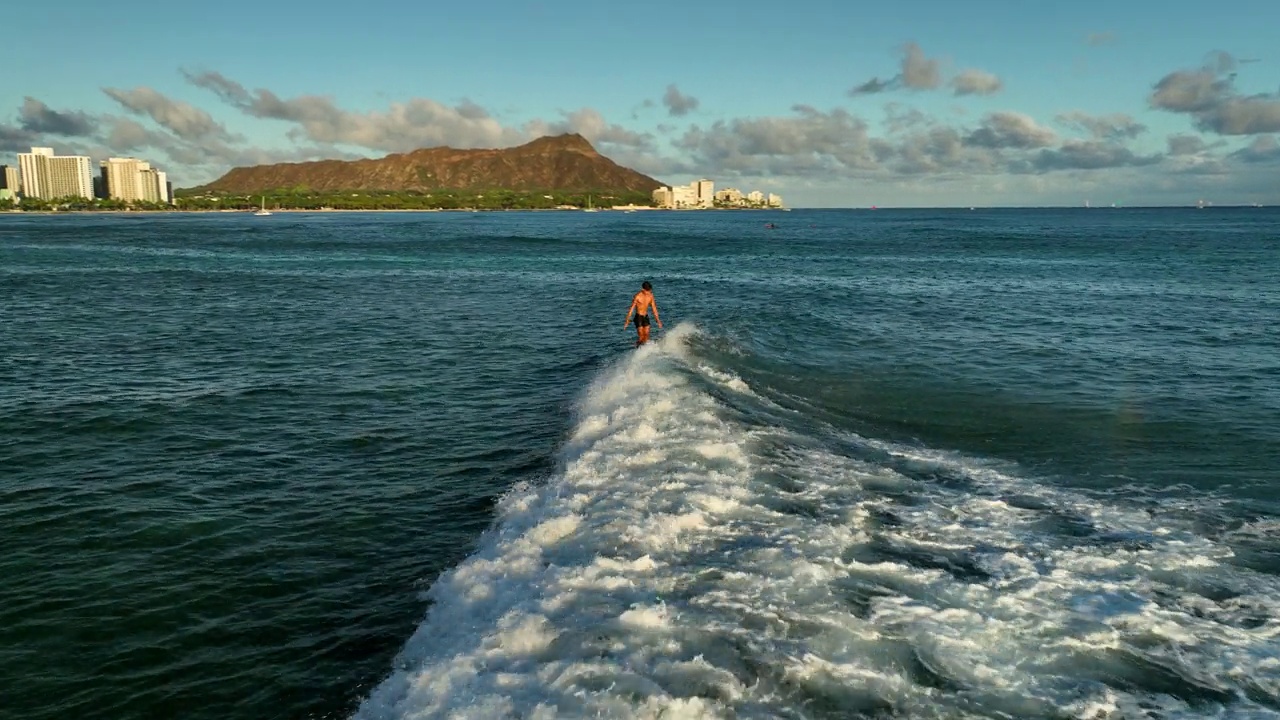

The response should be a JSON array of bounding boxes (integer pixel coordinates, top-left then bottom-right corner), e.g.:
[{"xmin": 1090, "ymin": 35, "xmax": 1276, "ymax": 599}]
[{"xmin": 353, "ymin": 323, "xmax": 1280, "ymax": 719}]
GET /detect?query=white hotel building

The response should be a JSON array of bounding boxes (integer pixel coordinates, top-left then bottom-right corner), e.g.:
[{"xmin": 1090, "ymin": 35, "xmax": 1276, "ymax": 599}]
[
  {"xmin": 101, "ymin": 157, "xmax": 169, "ymax": 204},
  {"xmin": 652, "ymin": 179, "xmax": 715, "ymax": 209},
  {"xmin": 654, "ymin": 179, "xmax": 784, "ymax": 209},
  {"xmin": 10, "ymin": 147, "xmax": 172, "ymax": 204},
  {"xmin": 18, "ymin": 147, "xmax": 94, "ymax": 200}
]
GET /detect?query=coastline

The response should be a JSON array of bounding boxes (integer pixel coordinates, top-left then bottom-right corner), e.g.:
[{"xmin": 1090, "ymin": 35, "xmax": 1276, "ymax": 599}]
[{"xmin": 0, "ymin": 206, "xmax": 789, "ymax": 216}]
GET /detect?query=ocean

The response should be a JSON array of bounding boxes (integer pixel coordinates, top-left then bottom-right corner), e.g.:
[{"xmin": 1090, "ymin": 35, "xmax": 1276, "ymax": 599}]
[{"xmin": 1, "ymin": 208, "xmax": 1277, "ymax": 719}]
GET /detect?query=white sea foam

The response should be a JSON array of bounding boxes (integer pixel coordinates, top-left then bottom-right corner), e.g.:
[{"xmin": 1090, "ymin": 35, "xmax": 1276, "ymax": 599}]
[{"xmin": 354, "ymin": 322, "xmax": 1280, "ymax": 719}]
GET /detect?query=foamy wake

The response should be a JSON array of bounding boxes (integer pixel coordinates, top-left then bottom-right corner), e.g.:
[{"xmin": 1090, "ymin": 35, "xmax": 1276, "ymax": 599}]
[{"xmin": 354, "ymin": 322, "xmax": 1280, "ymax": 719}]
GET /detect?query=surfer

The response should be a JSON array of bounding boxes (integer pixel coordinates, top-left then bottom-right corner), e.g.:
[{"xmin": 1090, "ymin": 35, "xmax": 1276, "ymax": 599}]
[{"xmin": 624, "ymin": 281, "xmax": 663, "ymax": 346}]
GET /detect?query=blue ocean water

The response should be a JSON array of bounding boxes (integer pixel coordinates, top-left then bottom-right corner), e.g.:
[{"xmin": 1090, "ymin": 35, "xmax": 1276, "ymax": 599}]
[{"xmin": 1, "ymin": 208, "xmax": 1277, "ymax": 719}]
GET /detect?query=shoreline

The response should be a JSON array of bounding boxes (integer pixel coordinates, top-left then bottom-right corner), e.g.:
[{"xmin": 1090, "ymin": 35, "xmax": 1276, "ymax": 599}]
[{"xmin": 0, "ymin": 206, "xmax": 790, "ymax": 216}]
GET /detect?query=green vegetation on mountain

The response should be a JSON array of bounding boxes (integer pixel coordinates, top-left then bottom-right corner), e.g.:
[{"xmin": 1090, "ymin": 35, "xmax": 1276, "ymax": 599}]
[
  {"xmin": 174, "ymin": 188, "xmax": 654, "ymax": 211},
  {"xmin": 193, "ymin": 133, "xmax": 664, "ymax": 196}
]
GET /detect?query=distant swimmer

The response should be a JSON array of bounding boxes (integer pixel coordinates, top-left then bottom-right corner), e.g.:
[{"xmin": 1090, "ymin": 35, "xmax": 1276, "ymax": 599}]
[{"xmin": 624, "ymin": 281, "xmax": 663, "ymax": 347}]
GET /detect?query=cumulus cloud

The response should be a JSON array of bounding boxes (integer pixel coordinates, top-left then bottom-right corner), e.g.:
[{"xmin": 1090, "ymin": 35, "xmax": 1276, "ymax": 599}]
[
  {"xmin": 104, "ymin": 117, "xmax": 179, "ymax": 154},
  {"xmin": 1056, "ymin": 111, "xmax": 1147, "ymax": 141},
  {"xmin": 965, "ymin": 112, "xmax": 1057, "ymax": 149},
  {"xmin": 183, "ymin": 69, "xmax": 524, "ymax": 152},
  {"xmin": 11, "ymin": 61, "xmax": 1279, "ymax": 205},
  {"xmin": 524, "ymin": 108, "xmax": 653, "ymax": 149},
  {"xmin": 669, "ymin": 103, "xmax": 1162, "ymax": 183},
  {"xmin": 103, "ymin": 87, "xmax": 238, "ymax": 142},
  {"xmin": 894, "ymin": 125, "xmax": 1001, "ymax": 175},
  {"xmin": 849, "ymin": 43, "xmax": 936, "ymax": 95},
  {"xmin": 1231, "ymin": 134, "xmax": 1280, "ymax": 163},
  {"xmin": 849, "ymin": 77, "xmax": 894, "ymax": 96},
  {"xmin": 1199, "ymin": 97, "xmax": 1280, "ymax": 134},
  {"xmin": 0, "ymin": 123, "xmax": 38, "ymax": 152},
  {"xmin": 1150, "ymin": 52, "xmax": 1280, "ymax": 135},
  {"xmin": 675, "ymin": 105, "xmax": 890, "ymax": 178},
  {"xmin": 901, "ymin": 42, "xmax": 942, "ymax": 90},
  {"xmin": 1031, "ymin": 140, "xmax": 1162, "ymax": 171},
  {"xmin": 1166, "ymin": 134, "xmax": 1208, "ymax": 156},
  {"xmin": 884, "ymin": 104, "xmax": 931, "ymax": 133},
  {"xmin": 850, "ymin": 42, "xmax": 1001, "ymax": 98},
  {"xmin": 18, "ymin": 98, "xmax": 96, "ymax": 136},
  {"xmin": 951, "ymin": 69, "xmax": 1003, "ymax": 96},
  {"xmin": 1, "ymin": 88, "xmax": 368, "ymax": 187},
  {"xmin": 1150, "ymin": 70, "xmax": 1232, "ymax": 113},
  {"xmin": 661, "ymin": 84, "xmax": 699, "ymax": 117},
  {"xmin": 182, "ymin": 69, "xmax": 654, "ymax": 156}
]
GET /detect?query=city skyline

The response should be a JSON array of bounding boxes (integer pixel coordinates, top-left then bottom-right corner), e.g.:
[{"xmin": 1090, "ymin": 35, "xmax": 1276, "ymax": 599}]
[
  {"xmin": 1, "ymin": 0, "xmax": 1278, "ymax": 207},
  {"xmin": 5, "ymin": 146, "xmax": 172, "ymax": 204}
]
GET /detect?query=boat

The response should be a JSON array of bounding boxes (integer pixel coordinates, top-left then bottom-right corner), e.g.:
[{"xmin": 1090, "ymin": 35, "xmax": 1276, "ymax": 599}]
[
  {"xmin": 583, "ymin": 195, "xmax": 599, "ymax": 212},
  {"xmin": 254, "ymin": 196, "xmax": 272, "ymax": 216}
]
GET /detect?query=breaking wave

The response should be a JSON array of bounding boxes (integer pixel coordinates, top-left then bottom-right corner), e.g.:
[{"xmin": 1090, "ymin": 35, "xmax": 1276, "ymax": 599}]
[{"xmin": 354, "ymin": 323, "xmax": 1280, "ymax": 719}]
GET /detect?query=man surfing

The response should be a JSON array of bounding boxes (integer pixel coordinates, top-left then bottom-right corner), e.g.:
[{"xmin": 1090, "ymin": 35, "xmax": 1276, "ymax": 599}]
[{"xmin": 623, "ymin": 281, "xmax": 663, "ymax": 346}]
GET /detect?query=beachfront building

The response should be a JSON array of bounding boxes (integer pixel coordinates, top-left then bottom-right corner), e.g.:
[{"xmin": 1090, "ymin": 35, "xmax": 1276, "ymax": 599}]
[
  {"xmin": 654, "ymin": 179, "xmax": 783, "ymax": 209},
  {"xmin": 0, "ymin": 165, "xmax": 18, "ymax": 193},
  {"xmin": 714, "ymin": 187, "xmax": 743, "ymax": 205},
  {"xmin": 710, "ymin": 186, "xmax": 785, "ymax": 208},
  {"xmin": 672, "ymin": 184, "xmax": 699, "ymax": 208},
  {"xmin": 17, "ymin": 147, "xmax": 94, "ymax": 200},
  {"xmin": 652, "ymin": 179, "xmax": 715, "ymax": 209},
  {"xmin": 651, "ymin": 186, "xmax": 672, "ymax": 208},
  {"xmin": 694, "ymin": 179, "xmax": 714, "ymax": 207},
  {"xmin": 101, "ymin": 157, "xmax": 170, "ymax": 203}
]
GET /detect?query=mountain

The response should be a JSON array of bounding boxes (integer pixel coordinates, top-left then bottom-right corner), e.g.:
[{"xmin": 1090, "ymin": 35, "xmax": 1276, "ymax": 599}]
[{"xmin": 195, "ymin": 134, "xmax": 664, "ymax": 194}]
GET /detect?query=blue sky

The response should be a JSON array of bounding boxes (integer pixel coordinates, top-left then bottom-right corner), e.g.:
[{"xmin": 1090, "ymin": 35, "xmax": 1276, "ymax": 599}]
[{"xmin": 3, "ymin": 0, "xmax": 1278, "ymax": 206}]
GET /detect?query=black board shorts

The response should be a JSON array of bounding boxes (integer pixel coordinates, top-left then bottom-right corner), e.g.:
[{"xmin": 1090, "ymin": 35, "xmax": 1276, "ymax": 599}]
[{"xmin": 635, "ymin": 314, "xmax": 650, "ymax": 328}]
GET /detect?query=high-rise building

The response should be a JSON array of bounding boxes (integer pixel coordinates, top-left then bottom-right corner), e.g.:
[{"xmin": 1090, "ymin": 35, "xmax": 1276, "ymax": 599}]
[
  {"xmin": 18, "ymin": 147, "xmax": 94, "ymax": 200},
  {"xmin": 102, "ymin": 157, "xmax": 147, "ymax": 202},
  {"xmin": 672, "ymin": 184, "xmax": 698, "ymax": 208},
  {"xmin": 102, "ymin": 157, "xmax": 171, "ymax": 203},
  {"xmin": 17, "ymin": 148, "xmax": 50, "ymax": 197},
  {"xmin": 714, "ymin": 188, "xmax": 744, "ymax": 205},
  {"xmin": 0, "ymin": 165, "xmax": 18, "ymax": 191},
  {"xmin": 653, "ymin": 181, "xmax": 717, "ymax": 209},
  {"xmin": 694, "ymin": 179, "xmax": 714, "ymax": 208},
  {"xmin": 48, "ymin": 156, "xmax": 94, "ymax": 200}
]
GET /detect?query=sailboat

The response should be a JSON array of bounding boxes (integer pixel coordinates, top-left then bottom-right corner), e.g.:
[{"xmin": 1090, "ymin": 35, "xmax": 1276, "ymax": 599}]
[
  {"xmin": 254, "ymin": 196, "xmax": 272, "ymax": 216},
  {"xmin": 582, "ymin": 194, "xmax": 599, "ymax": 212}
]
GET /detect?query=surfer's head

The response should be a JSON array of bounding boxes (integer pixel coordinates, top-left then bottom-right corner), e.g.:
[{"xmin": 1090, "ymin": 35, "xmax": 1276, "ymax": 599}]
[{"xmin": 642, "ymin": 281, "xmax": 652, "ymax": 291}]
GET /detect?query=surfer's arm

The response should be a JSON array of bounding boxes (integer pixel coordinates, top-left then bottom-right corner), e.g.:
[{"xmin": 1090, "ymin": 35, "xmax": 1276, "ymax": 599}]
[
  {"xmin": 623, "ymin": 299, "xmax": 636, "ymax": 327},
  {"xmin": 651, "ymin": 299, "xmax": 662, "ymax": 327}
]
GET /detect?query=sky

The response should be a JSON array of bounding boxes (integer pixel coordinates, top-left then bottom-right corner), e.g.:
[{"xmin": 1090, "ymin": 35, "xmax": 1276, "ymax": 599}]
[{"xmin": 2, "ymin": 0, "xmax": 1279, "ymax": 207}]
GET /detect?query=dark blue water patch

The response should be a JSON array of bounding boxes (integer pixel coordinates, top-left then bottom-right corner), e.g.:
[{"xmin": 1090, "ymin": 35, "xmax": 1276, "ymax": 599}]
[
  {"xmin": 842, "ymin": 537, "xmax": 995, "ymax": 583},
  {"xmin": 1090, "ymin": 647, "xmax": 1240, "ymax": 708},
  {"xmin": 834, "ymin": 575, "xmax": 901, "ymax": 620}
]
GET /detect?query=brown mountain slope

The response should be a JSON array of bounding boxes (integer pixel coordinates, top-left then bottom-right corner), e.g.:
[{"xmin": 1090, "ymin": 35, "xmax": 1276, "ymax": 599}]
[{"xmin": 196, "ymin": 134, "xmax": 664, "ymax": 194}]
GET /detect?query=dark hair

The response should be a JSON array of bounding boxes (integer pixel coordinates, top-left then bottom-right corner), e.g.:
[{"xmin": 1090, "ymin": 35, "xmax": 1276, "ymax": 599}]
[{"xmin": 642, "ymin": 281, "xmax": 652, "ymax": 291}]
